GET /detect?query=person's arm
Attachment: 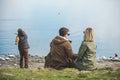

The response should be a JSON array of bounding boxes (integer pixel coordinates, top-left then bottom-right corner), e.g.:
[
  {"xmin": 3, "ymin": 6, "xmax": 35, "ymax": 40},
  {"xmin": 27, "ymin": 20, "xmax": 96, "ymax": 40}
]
[
  {"xmin": 21, "ymin": 31, "xmax": 28, "ymax": 40},
  {"xmin": 15, "ymin": 35, "xmax": 19, "ymax": 45},
  {"xmin": 64, "ymin": 41, "xmax": 76, "ymax": 59},
  {"xmin": 78, "ymin": 42, "xmax": 87, "ymax": 59},
  {"xmin": 23, "ymin": 31, "xmax": 28, "ymax": 38}
]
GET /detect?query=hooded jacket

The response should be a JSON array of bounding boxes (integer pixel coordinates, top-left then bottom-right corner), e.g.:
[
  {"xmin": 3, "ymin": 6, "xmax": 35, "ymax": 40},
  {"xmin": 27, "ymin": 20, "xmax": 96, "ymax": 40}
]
[
  {"xmin": 45, "ymin": 36, "xmax": 77, "ymax": 70},
  {"xmin": 75, "ymin": 41, "xmax": 96, "ymax": 70},
  {"xmin": 18, "ymin": 30, "xmax": 30, "ymax": 49}
]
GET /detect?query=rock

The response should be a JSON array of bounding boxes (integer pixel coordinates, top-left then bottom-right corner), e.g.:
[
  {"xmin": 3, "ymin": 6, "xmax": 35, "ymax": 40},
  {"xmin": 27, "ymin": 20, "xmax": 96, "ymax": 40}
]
[
  {"xmin": 0, "ymin": 56, "xmax": 6, "ymax": 61},
  {"xmin": 7, "ymin": 54, "xmax": 16, "ymax": 58}
]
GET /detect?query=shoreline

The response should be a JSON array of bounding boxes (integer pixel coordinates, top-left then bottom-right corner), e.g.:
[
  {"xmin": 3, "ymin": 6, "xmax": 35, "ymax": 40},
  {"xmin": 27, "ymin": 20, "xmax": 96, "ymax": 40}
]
[
  {"xmin": 0, "ymin": 55, "xmax": 45, "ymax": 69},
  {"xmin": 0, "ymin": 54, "xmax": 120, "ymax": 70}
]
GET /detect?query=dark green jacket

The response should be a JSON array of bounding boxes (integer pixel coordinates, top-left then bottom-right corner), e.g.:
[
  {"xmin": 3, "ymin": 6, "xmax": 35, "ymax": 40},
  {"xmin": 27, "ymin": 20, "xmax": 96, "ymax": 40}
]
[{"xmin": 75, "ymin": 41, "xmax": 96, "ymax": 70}]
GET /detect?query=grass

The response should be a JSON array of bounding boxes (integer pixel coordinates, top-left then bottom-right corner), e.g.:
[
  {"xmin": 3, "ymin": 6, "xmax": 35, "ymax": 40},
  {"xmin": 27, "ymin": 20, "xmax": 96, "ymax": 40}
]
[{"xmin": 0, "ymin": 68, "xmax": 120, "ymax": 80}]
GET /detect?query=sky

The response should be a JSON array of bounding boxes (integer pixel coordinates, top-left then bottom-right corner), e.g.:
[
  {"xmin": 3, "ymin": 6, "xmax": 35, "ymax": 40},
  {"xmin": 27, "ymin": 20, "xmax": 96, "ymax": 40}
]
[{"xmin": 0, "ymin": 0, "xmax": 120, "ymax": 57}]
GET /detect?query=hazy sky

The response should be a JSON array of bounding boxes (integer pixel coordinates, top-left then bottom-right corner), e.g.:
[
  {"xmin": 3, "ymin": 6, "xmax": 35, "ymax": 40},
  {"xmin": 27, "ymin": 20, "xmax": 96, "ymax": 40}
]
[{"xmin": 0, "ymin": 0, "xmax": 120, "ymax": 57}]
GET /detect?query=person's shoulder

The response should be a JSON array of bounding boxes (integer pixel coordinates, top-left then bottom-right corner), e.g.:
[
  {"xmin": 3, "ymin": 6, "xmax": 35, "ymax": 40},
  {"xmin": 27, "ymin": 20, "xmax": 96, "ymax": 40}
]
[
  {"xmin": 83, "ymin": 41, "xmax": 95, "ymax": 44},
  {"xmin": 82, "ymin": 41, "xmax": 96, "ymax": 46},
  {"xmin": 85, "ymin": 42, "xmax": 96, "ymax": 48},
  {"xmin": 82, "ymin": 41, "xmax": 87, "ymax": 45}
]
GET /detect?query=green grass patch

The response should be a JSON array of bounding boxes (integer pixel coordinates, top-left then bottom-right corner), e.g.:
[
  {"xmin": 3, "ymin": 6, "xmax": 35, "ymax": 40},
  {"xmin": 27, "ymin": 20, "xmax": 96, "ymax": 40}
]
[{"xmin": 0, "ymin": 68, "xmax": 120, "ymax": 80}]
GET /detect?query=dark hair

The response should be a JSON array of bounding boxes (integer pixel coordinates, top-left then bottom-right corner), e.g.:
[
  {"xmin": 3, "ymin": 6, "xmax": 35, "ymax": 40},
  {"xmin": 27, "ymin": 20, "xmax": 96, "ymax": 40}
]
[
  {"xmin": 17, "ymin": 28, "xmax": 23, "ymax": 33},
  {"xmin": 59, "ymin": 27, "xmax": 69, "ymax": 36},
  {"xmin": 17, "ymin": 28, "xmax": 24, "ymax": 36}
]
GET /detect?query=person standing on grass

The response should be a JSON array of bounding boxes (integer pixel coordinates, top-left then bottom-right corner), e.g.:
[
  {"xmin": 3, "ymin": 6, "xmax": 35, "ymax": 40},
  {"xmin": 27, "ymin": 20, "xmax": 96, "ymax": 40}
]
[
  {"xmin": 15, "ymin": 28, "xmax": 30, "ymax": 68},
  {"xmin": 44, "ymin": 27, "xmax": 77, "ymax": 70},
  {"xmin": 75, "ymin": 27, "xmax": 97, "ymax": 71}
]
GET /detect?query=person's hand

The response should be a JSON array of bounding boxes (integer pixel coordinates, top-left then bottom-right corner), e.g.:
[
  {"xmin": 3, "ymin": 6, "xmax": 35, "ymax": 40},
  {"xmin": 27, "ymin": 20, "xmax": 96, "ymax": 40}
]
[
  {"xmin": 73, "ymin": 55, "xmax": 78, "ymax": 61},
  {"xmin": 15, "ymin": 42, "xmax": 18, "ymax": 45},
  {"xmin": 15, "ymin": 36, "xmax": 19, "ymax": 45}
]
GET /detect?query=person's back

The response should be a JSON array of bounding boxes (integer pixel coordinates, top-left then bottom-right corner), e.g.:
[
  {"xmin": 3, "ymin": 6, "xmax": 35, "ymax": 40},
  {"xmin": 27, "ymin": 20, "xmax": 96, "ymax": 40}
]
[
  {"xmin": 18, "ymin": 29, "xmax": 29, "ymax": 49},
  {"xmin": 75, "ymin": 27, "xmax": 96, "ymax": 70},
  {"xmin": 16, "ymin": 28, "xmax": 30, "ymax": 68},
  {"xmin": 44, "ymin": 27, "xmax": 77, "ymax": 70}
]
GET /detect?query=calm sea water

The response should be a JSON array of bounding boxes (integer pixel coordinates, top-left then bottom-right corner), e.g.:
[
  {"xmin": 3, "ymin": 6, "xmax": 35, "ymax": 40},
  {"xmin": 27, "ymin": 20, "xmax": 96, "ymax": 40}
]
[
  {"xmin": 0, "ymin": 29, "xmax": 17, "ymax": 55},
  {"xmin": 0, "ymin": 28, "xmax": 119, "ymax": 58},
  {"xmin": 0, "ymin": 28, "xmax": 50, "ymax": 57}
]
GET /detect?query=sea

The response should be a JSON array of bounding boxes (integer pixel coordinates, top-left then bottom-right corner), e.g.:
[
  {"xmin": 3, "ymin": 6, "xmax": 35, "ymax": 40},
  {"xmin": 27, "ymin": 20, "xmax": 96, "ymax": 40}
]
[{"xmin": 0, "ymin": 28, "xmax": 119, "ymax": 58}]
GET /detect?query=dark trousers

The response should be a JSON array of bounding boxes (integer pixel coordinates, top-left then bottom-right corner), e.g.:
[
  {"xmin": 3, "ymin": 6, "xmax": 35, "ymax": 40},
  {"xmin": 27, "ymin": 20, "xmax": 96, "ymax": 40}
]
[{"xmin": 19, "ymin": 49, "xmax": 29, "ymax": 68}]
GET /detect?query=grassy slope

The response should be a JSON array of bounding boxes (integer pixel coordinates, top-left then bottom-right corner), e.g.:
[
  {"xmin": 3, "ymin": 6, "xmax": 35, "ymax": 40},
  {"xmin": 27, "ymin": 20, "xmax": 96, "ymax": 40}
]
[{"xmin": 0, "ymin": 68, "xmax": 120, "ymax": 80}]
